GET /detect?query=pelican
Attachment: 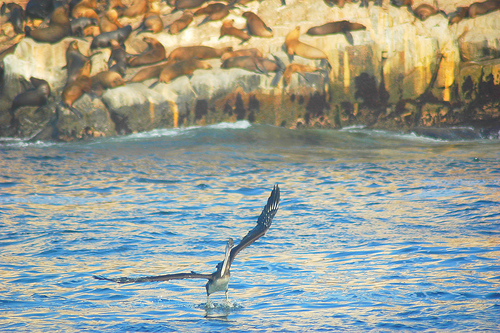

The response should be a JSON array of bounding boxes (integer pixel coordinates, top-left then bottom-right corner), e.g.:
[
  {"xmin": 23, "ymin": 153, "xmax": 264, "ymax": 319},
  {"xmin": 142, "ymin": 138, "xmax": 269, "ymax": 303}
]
[{"xmin": 94, "ymin": 184, "xmax": 280, "ymax": 303}]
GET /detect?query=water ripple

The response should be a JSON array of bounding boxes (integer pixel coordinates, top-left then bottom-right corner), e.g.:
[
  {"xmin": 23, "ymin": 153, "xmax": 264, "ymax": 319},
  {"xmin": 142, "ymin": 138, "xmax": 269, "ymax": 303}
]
[{"xmin": 0, "ymin": 125, "xmax": 499, "ymax": 331}]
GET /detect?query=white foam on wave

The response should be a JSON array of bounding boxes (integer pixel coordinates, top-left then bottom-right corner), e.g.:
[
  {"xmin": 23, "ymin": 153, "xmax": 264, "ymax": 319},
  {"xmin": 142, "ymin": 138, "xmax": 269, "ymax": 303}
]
[
  {"xmin": 339, "ymin": 125, "xmax": 366, "ymax": 131},
  {"xmin": 206, "ymin": 120, "xmax": 252, "ymax": 129},
  {"xmin": 106, "ymin": 120, "xmax": 252, "ymax": 142},
  {"xmin": 0, "ymin": 137, "xmax": 57, "ymax": 148},
  {"xmin": 125, "ymin": 127, "xmax": 187, "ymax": 139},
  {"xmin": 339, "ymin": 126, "xmax": 484, "ymax": 143}
]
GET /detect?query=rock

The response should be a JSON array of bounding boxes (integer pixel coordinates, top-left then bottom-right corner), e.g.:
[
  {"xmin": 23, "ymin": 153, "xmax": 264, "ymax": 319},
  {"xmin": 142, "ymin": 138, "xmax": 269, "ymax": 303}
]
[
  {"xmin": 102, "ymin": 84, "xmax": 177, "ymax": 134},
  {"xmin": 0, "ymin": 0, "xmax": 499, "ymax": 141},
  {"xmin": 55, "ymin": 94, "xmax": 116, "ymax": 141}
]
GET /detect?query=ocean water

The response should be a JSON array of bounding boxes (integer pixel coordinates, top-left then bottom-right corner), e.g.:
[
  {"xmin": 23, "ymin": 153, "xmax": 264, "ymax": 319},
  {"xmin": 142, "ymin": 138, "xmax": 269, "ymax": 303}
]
[{"xmin": 1, "ymin": 121, "xmax": 499, "ymax": 332}]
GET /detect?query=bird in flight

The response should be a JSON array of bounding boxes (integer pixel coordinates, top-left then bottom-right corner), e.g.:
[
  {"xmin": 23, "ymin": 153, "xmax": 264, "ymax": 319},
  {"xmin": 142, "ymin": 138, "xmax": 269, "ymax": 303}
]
[{"xmin": 94, "ymin": 184, "xmax": 280, "ymax": 303}]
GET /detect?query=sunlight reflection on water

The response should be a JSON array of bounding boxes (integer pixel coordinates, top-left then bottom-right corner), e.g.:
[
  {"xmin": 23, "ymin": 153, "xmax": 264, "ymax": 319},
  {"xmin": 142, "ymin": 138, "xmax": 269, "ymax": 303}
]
[{"xmin": 1, "ymin": 124, "xmax": 499, "ymax": 331}]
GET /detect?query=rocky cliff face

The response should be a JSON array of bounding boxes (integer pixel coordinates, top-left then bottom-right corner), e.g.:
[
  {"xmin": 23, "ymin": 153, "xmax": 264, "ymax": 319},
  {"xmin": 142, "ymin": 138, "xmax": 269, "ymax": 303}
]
[{"xmin": 1, "ymin": 0, "xmax": 499, "ymax": 141}]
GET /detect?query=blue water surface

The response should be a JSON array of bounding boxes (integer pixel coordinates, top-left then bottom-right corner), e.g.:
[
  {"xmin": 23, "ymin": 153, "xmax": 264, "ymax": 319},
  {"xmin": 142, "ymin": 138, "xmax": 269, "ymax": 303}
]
[{"xmin": 1, "ymin": 122, "xmax": 499, "ymax": 332}]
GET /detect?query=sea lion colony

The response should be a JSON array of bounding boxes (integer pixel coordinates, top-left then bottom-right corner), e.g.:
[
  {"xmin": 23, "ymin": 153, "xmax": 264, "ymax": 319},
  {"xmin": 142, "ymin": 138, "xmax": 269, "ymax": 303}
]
[{"xmin": 1, "ymin": 0, "xmax": 499, "ymax": 133}]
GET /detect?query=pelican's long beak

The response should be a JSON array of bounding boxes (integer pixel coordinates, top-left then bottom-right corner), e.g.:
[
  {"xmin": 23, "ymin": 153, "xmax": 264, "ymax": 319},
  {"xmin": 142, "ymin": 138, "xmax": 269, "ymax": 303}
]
[{"xmin": 220, "ymin": 238, "xmax": 234, "ymax": 276}]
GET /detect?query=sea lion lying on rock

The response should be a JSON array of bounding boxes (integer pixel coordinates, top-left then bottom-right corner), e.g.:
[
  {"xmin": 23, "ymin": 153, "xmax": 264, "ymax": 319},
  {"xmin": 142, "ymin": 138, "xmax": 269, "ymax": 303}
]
[
  {"xmin": 242, "ymin": 11, "xmax": 273, "ymax": 37},
  {"xmin": 24, "ymin": 5, "xmax": 72, "ymax": 44},
  {"xmin": 91, "ymin": 70, "xmax": 125, "ymax": 95},
  {"xmin": 126, "ymin": 61, "xmax": 172, "ymax": 83},
  {"xmin": 100, "ymin": 9, "xmax": 122, "ymax": 33},
  {"xmin": 412, "ymin": 3, "xmax": 445, "ymax": 20},
  {"xmin": 135, "ymin": 2, "xmax": 164, "ymax": 33},
  {"xmin": 168, "ymin": 45, "xmax": 233, "ymax": 61},
  {"xmin": 220, "ymin": 48, "xmax": 262, "ymax": 61},
  {"xmin": 195, "ymin": 3, "xmax": 230, "ymax": 26},
  {"xmin": 284, "ymin": 26, "xmax": 329, "ymax": 63},
  {"xmin": 71, "ymin": 17, "xmax": 99, "ymax": 37},
  {"xmin": 168, "ymin": 10, "xmax": 193, "ymax": 34},
  {"xmin": 220, "ymin": 19, "xmax": 251, "ymax": 42},
  {"xmin": 1, "ymin": 3, "xmax": 24, "ymax": 34},
  {"xmin": 25, "ymin": 0, "xmax": 54, "ymax": 20},
  {"xmin": 10, "ymin": 77, "xmax": 51, "ymax": 118},
  {"xmin": 306, "ymin": 21, "xmax": 366, "ymax": 45},
  {"xmin": 9, "ymin": 77, "xmax": 51, "ymax": 134},
  {"xmin": 90, "ymin": 25, "xmax": 132, "ymax": 50},
  {"xmin": 221, "ymin": 55, "xmax": 285, "ymax": 87},
  {"xmin": 122, "ymin": 0, "xmax": 148, "ymax": 18},
  {"xmin": 468, "ymin": 0, "xmax": 500, "ymax": 18},
  {"xmin": 282, "ymin": 63, "xmax": 329, "ymax": 86},
  {"xmin": 151, "ymin": 58, "xmax": 212, "ymax": 86},
  {"xmin": 127, "ymin": 37, "xmax": 166, "ymax": 67},
  {"xmin": 174, "ymin": 0, "xmax": 207, "ymax": 11}
]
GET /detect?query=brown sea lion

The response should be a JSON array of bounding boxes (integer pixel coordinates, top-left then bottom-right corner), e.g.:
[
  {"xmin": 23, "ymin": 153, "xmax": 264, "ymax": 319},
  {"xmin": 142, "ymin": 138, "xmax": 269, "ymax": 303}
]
[
  {"xmin": 219, "ymin": 19, "xmax": 250, "ymax": 42},
  {"xmin": 100, "ymin": 9, "xmax": 123, "ymax": 33},
  {"xmin": 412, "ymin": 3, "xmax": 443, "ymax": 20},
  {"xmin": 10, "ymin": 77, "xmax": 51, "ymax": 114},
  {"xmin": 174, "ymin": 0, "xmax": 207, "ymax": 11},
  {"xmin": 285, "ymin": 26, "xmax": 328, "ymax": 62},
  {"xmin": 306, "ymin": 21, "xmax": 366, "ymax": 45},
  {"xmin": 122, "ymin": 0, "xmax": 148, "ymax": 18},
  {"xmin": 61, "ymin": 75, "xmax": 92, "ymax": 117},
  {"xmin": 220, "ymin": 48, "xmax": 262, "ymax": 61},
  {"xmin": 136, "ymin": 2, "xmax": 164, "ymax": 34},
  {"xmin": 9, "ymin": 77, "xmax": 51, "ymax": 132},
  {"xmin": 221, "ymin": 55, "xmax": 281, "ymax": 73},
  {"xmin": 72, "ymin": 3, "xmax": 99, "ymax": 20},
  {"xmin": 231, "ymin": 0, "xmax": 260, "ymax": 4},
  {"xmin": 109, "ymin": 0, "xmax": 126, "ymax": 15},
  {"xmin": 360, "ymin": 0, "xmax": 383, "ymax": 7},
  {"xmin": 169, "ymin": 10, "xmax": 193, "ymax": 34},
  {"xmin": 24, "ymin": 5, "xmax": 72, "ymax": 44},
  {"xmin": 65, "ymin": 40, "xmax": 92, "ymax": 85},
  {"xmin": 282, "ymin": 63, "xmax": 326, "ymax": 86},
  {"xmin": 127, "ymin": 37, "xmax": 166, "ymax": 67},
  {"xmin": 448, "ymin": 6, "xmax": 469, "ymax": 25},
  {"xmin": 193, "ymin": 2, "xmax": 225, "ymax": 16},
  {"xmin": 323, "ymin": 0, "xmax": 346, "ymax": 8},
  {"xmin": 1, "ymin": 3, "xmax": 24, "ymax": 34},
  {"xmin": 137, "ymin": 13, "xmax": 164, "ymax": 33},
  {"xmin": 71, "ymin": 17, "xmax": 99, "ymax": 37},
  {"xmin": 242, "ymin": 11, "xmax": 273, "ymax": 37},
  {"xmin": 167, "ymin": 45, "xmax": 233, "ymax": 61},
  {"xmin": 390, "ymin": 0, "xmax": 413, "ymax": 7},
  {"xmin": 73, "ymin": 0, "xmax": 97, "ymax": 9},
  {"xmin": 83, "ymin": 25, "xmax": 101, "ymax": 36},
  {"xmin": 221, "ymin": 55, "xmax": 285, "ymax": 86},
  {"xmin": 156, "ymin": 58, "xmax": 212, "ymax": 85},
  {"xmin": 468, "ymin": 0, "xmax": 500, "ymax": 18},
  {"xmin": 194, "ymin": 3, "xmax": 229, "ymax": 25},
  {"xmin": 91, "ymin": 70, "xmax": 125, "ymax": 94},
  {"xmin": 126, "ymin": 61, "xmax": 172, "ymax": 83},
  {"xmin": 25, "ymin": 0, "xmax": 54, "ymax": 20},
  {"xmin": 108, "ymin": 40, "xmax": 128, "ymax": 76},
  {"xmin": 90, "ymin": 25, "xmax": 132, "ymax": 49}
]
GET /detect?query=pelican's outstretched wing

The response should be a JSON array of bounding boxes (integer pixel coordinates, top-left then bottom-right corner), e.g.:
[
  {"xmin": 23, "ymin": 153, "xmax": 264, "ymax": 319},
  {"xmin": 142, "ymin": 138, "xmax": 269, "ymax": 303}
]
[
  {"xmin": 226, "ymin": 184, "xmax": 280, "ymax": 270},
  {"xmin": 93, "ymin": 272, "xmax": 212, "ymax": 284}
]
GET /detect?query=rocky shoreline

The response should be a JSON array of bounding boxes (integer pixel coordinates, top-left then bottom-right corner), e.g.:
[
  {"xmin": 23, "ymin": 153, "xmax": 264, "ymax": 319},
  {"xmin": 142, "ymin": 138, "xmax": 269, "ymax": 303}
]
[{"xmin": 1, "ymin": 0, "xmax": 499, "ymax": 141}]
